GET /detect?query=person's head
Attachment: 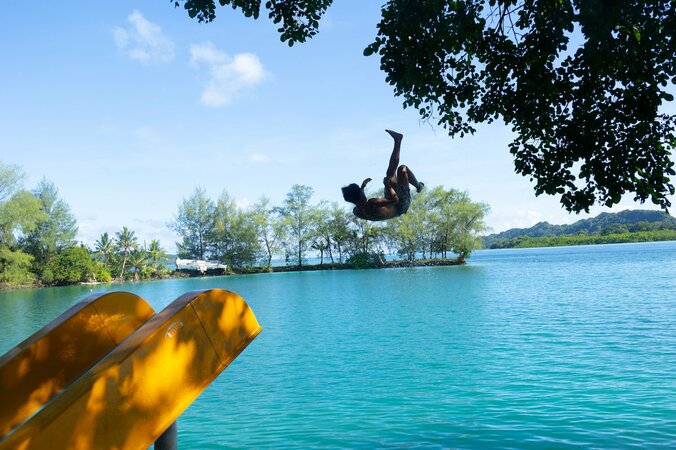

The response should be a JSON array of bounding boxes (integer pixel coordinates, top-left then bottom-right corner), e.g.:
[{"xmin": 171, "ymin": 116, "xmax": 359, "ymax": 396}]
[{"xmin": 341, "ymin": 183, "xmax": 362, "ymax": 205}]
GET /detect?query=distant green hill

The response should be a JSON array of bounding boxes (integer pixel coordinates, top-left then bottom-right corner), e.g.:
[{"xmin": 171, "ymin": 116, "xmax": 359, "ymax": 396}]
[{"xmin": 483, "ymin": 210, "xmax": 676, "ymax": 249}]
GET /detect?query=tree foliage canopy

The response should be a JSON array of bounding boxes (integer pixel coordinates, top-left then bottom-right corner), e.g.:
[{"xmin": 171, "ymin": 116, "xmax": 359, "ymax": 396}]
[
  {"xmin": 174, "ymin": 0, "xmax": 676, "ymax": 213},
  {"xmin": 168, "ymin": 184, "xmax": 487, "ymax": 268},
  {"xmin": 213, "ymin": 192, "xmax": 261, "ymax": 267},
  {"xmin": 22, "ymin": 179, "xmax": 78, "ymax": 274},
  {"xmin": 275, "ymin": 184, "xmax": 315, "ymax": 265},
  {"xmin": 0, "ymin": 162, "xmax": 44, "ymax": 286},
  {"xmin": 44, "ymin": 245, "xmax": 94, "ymax": 285},
  {"xmin": 386, "ymin": 186, "xmax": 489, "ymax": 261},
  {"xmin": 174, "ymin": 0, "xmax": 331, "ymax": 45},
  {"xmin": 169, "ymin": 187, "xmax": 216, "ymax": 260}
]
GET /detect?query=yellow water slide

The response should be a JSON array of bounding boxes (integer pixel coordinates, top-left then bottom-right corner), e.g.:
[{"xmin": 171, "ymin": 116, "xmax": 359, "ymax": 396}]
[
  {"xmin": 0, "ymin": 292, "xmax": 155, "ymax": 439},
  {"xmin": 0, "ymin": 289, "xmax": 262, "ymax": 450}
]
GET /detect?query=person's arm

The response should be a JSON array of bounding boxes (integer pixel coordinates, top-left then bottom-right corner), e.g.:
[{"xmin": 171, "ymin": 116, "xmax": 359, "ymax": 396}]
[
  {"xmin": 361, "ymin": 178, "xmax": 372, "ymax": 189},
  {"xmin": 369, "ymin": 184, "xmax": 398, "ymax": 207},
  {"xmin": 384, "ymin": 183, "xmax": 398, "ymax": 202}
]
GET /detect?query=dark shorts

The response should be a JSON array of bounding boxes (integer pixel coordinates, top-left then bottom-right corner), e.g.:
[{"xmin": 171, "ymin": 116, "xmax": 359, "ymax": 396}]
[{"xmin": 384, "ymin": 178, "xmax": 411, "ymax": 216}]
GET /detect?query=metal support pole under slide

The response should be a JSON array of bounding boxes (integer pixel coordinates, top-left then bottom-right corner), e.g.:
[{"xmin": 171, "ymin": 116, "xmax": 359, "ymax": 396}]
[{"xmin": 154, "ymin": 422, "xmax": 177, "ymax": 450}]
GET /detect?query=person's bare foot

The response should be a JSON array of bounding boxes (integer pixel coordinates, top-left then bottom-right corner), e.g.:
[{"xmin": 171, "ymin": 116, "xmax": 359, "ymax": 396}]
[{"xmin": 385, "ymin": 129, "xmax": 403, "ymax": 142}]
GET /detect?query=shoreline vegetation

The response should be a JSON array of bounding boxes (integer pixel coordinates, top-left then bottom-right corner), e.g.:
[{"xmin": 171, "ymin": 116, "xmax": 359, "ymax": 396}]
[
  {"xmin": 184, "ymin": 257, "xmax": 465, "ymax": 276},
  {"xmin": 2, "ymin": 160, "xmax": 487, "ymax": 290},
  {"xmin": 483, "ymin": 210, "xmax": 676, "ymax": 249},
  {"xmin": 0, "ymin": 257, "xmax": 466, "ymax": 291},
  {"xmin": 490, "ymin": 230, "xmax": 676, "ymax": 249}
]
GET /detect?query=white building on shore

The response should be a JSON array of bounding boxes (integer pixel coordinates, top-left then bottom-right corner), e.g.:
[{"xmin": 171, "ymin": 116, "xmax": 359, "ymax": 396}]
[{"xmin": 175, "ymin": 258, "xmax": 227, "ymax": 273}]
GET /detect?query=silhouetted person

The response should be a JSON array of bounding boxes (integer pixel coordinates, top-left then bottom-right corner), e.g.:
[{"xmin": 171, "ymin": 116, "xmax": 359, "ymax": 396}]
[{"xmin": 342, "ymin": 130, "xmax": 424, "ymax": 221}]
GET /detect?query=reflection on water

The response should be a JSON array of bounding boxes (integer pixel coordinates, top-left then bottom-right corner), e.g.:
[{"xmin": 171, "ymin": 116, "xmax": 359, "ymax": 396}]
[{"xmin": 1, "ymin": 241, "xmax": 675, "ymax": 448}]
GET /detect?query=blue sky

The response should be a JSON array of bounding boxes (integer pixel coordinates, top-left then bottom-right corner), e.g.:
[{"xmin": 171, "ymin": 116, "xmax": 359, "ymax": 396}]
[{"xmin": 1, "ymin": 2, "xmax": 672, "ymax": 252}]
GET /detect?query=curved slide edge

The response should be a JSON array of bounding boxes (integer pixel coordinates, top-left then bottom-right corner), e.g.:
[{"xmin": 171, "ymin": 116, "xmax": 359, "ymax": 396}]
[
  {"xmin": 1, "ymin": 289, "xmax": 262, "ymax": 450},
  {"xmin": 0, "ymin": 292, "xmax": 155, "ymax": 438}
]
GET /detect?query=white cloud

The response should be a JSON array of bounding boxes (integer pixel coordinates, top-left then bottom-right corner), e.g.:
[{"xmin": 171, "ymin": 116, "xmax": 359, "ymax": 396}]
[
  {"xmin": 190, "ymin": 42, "xmax": 268, "ymax": 107},
  {"xmin": 113, "ymin": 10, "xmax": 175, "ymax": 64}
]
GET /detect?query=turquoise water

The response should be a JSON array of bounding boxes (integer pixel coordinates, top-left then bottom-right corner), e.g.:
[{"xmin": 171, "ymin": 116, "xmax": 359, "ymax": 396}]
[{"xmin": 1, "ymin": 241, "xmax": 675, "ymax": 448}]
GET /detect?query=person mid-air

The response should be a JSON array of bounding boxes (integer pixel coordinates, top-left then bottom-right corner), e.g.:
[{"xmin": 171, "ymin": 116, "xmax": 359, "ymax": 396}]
[{"xmin": 342, "ymin": 129, "xmax": 424, "ymax": 221}]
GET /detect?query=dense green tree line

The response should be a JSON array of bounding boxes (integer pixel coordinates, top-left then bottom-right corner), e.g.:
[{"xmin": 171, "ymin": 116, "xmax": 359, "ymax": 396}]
[
  {"xmin": 487, "ymin": 212, "xmax": 676, "ymax": 249},
  {"xmin": 0, "ymin": 161, "xmax": 170, "ymax": 288},
  {"xmin": 508, "ymin": 229, "xmax": 676, "ymax": 249},
  {"xmin": 1, "ymin": 160, "xmax": 486, "ymax": 287},
  {"xmin": 169, "ymin": 184, "xmax": 490, "ymax": 269},
  {"xmin": 1, "ymin": 162, "xmax": 77, "ymax": 287},
  {"xmin": 484, "ymin": 209, "xmax": 676, "ymax": 247}
]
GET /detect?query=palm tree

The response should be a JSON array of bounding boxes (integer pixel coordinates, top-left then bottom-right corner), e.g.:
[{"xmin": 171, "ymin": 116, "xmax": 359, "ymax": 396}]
[
  {"xmin": 311, "ymin": 237, "xmax": 330, "ymax": 266},
  {"xmin": 129, "ymin": 249, "xmax": 148, "ymax": 281},
  {"xmin": 95, "ymin": 232, "xmax": 114, "ymax": 268},
  {"xmin": 115, "ymin": 226, "xmax": 137, "ymax": 278},
  {"xmin": 148, "ymin": 240, "xmax": 167, "ymax": 267}
]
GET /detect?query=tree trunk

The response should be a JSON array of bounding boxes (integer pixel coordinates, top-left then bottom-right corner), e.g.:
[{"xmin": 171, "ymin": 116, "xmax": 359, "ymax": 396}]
[
  {"xmin": 326, "ymin": 237, "xmax": 334, "ymax": 263},
  {"xmin": 297, "ymin": 237, "xmax": 302, "ymax": 266},
  {"xmin": 120, "ymin": 255, "xmax": 128, "ymax": 279}
]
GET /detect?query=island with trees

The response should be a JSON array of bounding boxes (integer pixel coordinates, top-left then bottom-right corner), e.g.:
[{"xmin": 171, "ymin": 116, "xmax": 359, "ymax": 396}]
[
  {"xmin": 0, "ymin": 161, "xmax": 488, "ymax": 289},
  {"xmin": 168, "ymin": 184, "xmax": 489, "ymax": 274},
  {"xmin": 484, "ymin": 210, "xmax": 676, "ymax": 249}
]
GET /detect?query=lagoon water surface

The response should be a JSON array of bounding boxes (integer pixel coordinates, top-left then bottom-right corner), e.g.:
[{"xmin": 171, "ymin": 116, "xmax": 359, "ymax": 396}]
[{"xmin": 1, "ymin": 242, "xmax": 675, "ymax": 448}]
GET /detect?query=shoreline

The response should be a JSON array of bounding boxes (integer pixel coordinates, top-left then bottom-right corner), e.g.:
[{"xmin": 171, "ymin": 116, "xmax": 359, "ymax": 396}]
[
  {"xmin": 486, "ymin": 229, "xmax": 676, "ymax": 249},
  {"xmin": 179, "ymin": 257, "xmax": 465, "ymax": 277},
  {"xmin": 0, "ymin": 258, "xmax": 465, "ymax": 291},
  {"xmin": 229, "ymin": 257, "xmax": 464, "ymax": 275}
]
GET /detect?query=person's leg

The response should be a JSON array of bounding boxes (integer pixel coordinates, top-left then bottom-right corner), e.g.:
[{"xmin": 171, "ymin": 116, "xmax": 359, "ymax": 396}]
[
  {"xmin": 397, "ymin": 165, "xmax": 424, "ymax": 192},
  {"xmin": 385, "ymin": 130, "xmax": 403, "ymax": 182}
]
